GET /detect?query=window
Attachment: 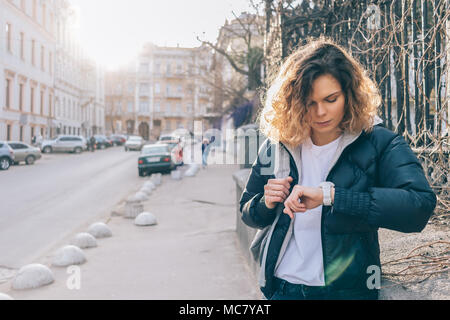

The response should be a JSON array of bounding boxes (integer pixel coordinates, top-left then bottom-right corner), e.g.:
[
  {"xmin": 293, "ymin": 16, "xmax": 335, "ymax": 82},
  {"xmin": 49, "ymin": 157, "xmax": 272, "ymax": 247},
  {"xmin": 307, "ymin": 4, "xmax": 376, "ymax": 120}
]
[
  {"xmin": 155, "ymin": 101, "xmax": 161, "ymax": 112},
  {"xmin": 20, "ymin": 0, "xmax": 26, "ymax": 11},
  {"xmin": 42, "ymin": 4, "xmax": 46, "ymax": 29},
  {"xmin": 177, "ymin": 64, "xmax": 182, "ymax": 74},
  {"xmin": 49, "ymin": 52, "xmax": 53, "ymax": 74},
  {"xmin": 7, "ymin": 125, "xmax": 11, "ymax": 141},
  {"xmin": 20, "ymin": 32, "xmax": 25, "ymax": 60},
  {"xmin": 5, "ymin": 79, "xmax": 11, "ymax": 108},
  {"xmin": 20, "ymin": 126, "xmax": 23, "ymax": 141},
  {"xmin": 166, "ymin": 84, "xmax": 171, "ymax": 95},
  {"xmin": 31, "ymin": 40, "xmax": 36, "ymax": 66},
  {"xmin": 187, "ymin": 103, "xmax": 193, "ymax": 113},
  {"xmin": 176, "ymin": 103, "xmax": 181, "ymax": 113},
  {"xmin": 40, "ymin": 90, "xmax": 44, "ymax": 115},
  {"xmin": 155, "ymin": 83, "xmax": 160, "ymax": 94},
  {"xmin": 140, "ymin": 101, "xmax": 149, "ymax": 113},
  {"xmin": 166, "ymin": 102, "xmax": 171, "ymax": 113},
  {"xmin": 127, "ymin": 102, "xmax": 133, "ymax": 113},
  {"xmin": 49, "ymin": 94, "xmax": 53, "ymax": 117},
  {"xmin": 177, "ymin": 85, "xmax": 182, "ymax": 93},
  {"xmin": 139, "ymin": 63, "xmax": 149, "ymax": 73},
  {"xmin": 166, "ymin": 63, "xmax": 171, "ymax": 75},
  {"xmin": 128, "ymin": 84, "xmax": 134, "ymax": 94},
  {"xmin": 19, "ymin": 83, "xmax": 24, "ymax": 111},
  {"xmin": 41, "ymin": 46, "xmax": 45, "ymax": 71},
  {"xmin": 32, "ymin": 0, "xmax": 37, "ymax": 19},
  {"xmin": 30, "ymin": 87, "xmax": 35, "ymax": 113},
  {"xmin": 139, "ymin": 83, "xmax": 149, "ymax": 95},
  {"xmin": 6, "ymin": 23, "xmax": 12, "ymax": 53}
]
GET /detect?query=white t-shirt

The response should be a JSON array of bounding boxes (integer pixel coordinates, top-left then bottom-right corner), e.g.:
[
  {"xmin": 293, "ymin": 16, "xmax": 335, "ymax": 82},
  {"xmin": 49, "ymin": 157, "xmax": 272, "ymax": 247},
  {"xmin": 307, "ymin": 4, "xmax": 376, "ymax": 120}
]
[{"xmin": 274, "ymin": 135, "xmax": 342, "ymax": 286}]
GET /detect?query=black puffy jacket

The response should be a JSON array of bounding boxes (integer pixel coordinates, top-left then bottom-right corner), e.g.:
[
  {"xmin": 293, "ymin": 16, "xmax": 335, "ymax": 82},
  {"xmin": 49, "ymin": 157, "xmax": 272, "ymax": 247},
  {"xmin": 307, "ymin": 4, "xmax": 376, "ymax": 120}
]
[{"xmin": 239, "ymin": 124, "xmax": 437, "ymax": 299}]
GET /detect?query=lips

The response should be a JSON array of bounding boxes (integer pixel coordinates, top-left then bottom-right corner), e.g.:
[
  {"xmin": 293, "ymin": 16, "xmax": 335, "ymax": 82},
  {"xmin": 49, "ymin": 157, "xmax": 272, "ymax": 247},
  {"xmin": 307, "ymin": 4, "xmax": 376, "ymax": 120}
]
[{"xmin": 315, "ymin": 120, "xmax": 332, "ymax": 127}]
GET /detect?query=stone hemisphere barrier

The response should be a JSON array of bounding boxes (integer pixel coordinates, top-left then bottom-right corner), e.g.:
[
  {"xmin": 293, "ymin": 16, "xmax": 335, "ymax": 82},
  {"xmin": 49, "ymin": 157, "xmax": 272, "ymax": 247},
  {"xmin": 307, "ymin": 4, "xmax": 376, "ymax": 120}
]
[{"xmin": 11, "ymin": 264, "xmax": 54, "ymax": 290}]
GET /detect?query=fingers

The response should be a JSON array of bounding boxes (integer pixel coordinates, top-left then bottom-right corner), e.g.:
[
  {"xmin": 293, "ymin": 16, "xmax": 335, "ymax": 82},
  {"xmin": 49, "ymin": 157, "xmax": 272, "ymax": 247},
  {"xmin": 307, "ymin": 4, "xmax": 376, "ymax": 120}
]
[
  {"xmin": 283, "ymin": 205, "xmax": 294, "ymax": 219},
  {"xmin": 264, "ymin": 184, "xmax": 290, "ymax": 198},
  {"xmin": 267, "ymin": 176, "xmax": 293, "ymax": 190}
]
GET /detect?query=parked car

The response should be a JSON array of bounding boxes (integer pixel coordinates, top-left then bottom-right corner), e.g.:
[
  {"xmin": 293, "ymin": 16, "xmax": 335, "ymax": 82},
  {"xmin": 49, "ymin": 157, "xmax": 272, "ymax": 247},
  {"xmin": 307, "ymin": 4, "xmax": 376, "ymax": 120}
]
[
  {"xmin": 108, "ymin": 134, "xmax": 127, "ymax": 146},
  {"xmin": 138, "ymin": 144, "xmax": 174, "ymax": 176},
  {"xmin": 0, "ymin": 142, "xmax": 15, "ymax": 170},
  {"xmin": 124, "ymin": 136, "xmax": 145, "ymax": 151},
  {"xmin": 41, "ymin": 135, "xmax": 86, "ymax": 154},
  {"xmin": 94, "ymin": 135, "xmax": 112, "ymax": 150},
  {"xmin": 6, "ymin": 141, "xmax": 41, "ymax": 165},
  {"xmin": 159, "ymin": 134, "xmax": 179, "ymax": 142},
  {"xmin": 156, "ymin": 139, "xmax": 183, "ymax": 166}
]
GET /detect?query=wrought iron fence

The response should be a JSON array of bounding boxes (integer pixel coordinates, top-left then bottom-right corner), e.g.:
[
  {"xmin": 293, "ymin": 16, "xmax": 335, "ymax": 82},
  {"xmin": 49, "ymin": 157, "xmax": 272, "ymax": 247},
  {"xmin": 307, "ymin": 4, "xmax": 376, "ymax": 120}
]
[{"xmin": 264, "ymin": 0, "xmax": 449, "ymax": 220}]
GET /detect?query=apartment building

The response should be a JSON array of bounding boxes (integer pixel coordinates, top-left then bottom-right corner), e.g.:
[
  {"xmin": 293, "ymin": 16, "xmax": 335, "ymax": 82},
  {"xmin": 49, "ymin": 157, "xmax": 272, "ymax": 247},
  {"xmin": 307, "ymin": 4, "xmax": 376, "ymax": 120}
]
[
  {"xmin": 0, "ymin": 0, "xmax": 105, "ymax": 143},
  {"xmin": 105, "ymin": 43, "xmax": 214, "ymax": 140},
  {"xmin": 0, "ymin": 0, "xmax": 56, "ymax": 143},
  {"xmin": 54, "ymin": 0, "xmax": 105, "ymax": 138}
]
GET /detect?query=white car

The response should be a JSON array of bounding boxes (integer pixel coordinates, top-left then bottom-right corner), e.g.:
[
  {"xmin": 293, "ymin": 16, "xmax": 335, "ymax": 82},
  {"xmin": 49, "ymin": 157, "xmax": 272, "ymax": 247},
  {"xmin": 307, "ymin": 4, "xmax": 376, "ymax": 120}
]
[
  {"xmin": 124, "ymin": 136, "xmax": 145, "ymax": 151},
  {"xmin": 41, "ymin": 135, "xmax": 86, "ymax": 154}
]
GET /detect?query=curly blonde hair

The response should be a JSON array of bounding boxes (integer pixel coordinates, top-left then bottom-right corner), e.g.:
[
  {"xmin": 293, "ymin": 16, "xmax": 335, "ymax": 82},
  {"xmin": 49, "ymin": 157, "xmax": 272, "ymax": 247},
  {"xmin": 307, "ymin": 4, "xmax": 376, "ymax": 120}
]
[{"xmin": 260, "ymin": 37, "xmax": 381, "ymax": 147}]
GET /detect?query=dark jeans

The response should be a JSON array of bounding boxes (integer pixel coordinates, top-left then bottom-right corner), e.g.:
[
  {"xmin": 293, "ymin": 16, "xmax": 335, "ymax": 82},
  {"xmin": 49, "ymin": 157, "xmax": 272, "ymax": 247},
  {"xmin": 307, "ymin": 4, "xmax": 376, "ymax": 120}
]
[{"xmin": 269, "ymin": 277, "xmax": 379, "ymax": 300}]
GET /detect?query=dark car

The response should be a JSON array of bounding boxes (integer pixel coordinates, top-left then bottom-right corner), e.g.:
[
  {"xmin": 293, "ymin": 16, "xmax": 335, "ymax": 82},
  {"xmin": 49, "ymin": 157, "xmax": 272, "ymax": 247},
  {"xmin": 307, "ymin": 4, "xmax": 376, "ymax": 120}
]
[
  {"xmin": 138, "ymin": 144, "xmax": 174, "ymax": 176},
  {"xmin": 0, "ymin": 141, "xmax": 15, "ymax": 170},
  {"xmin": 94, "ymin": 135, "xmax": 112, "ymax": 150},
  {"xmin": 108, "ymin": 134, "xmax": 127, "ymax": 146}
]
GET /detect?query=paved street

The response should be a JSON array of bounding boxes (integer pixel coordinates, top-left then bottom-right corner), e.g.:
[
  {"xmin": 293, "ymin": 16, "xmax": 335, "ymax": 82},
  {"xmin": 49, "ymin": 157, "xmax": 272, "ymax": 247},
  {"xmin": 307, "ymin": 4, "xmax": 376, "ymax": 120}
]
[
  {"xmin": 0, "ymin": 147, "xmax": 143, "ymax": 269},
  {"xmin": 0, "ymin": 147, "xmax": 260, "ymax": 300}
]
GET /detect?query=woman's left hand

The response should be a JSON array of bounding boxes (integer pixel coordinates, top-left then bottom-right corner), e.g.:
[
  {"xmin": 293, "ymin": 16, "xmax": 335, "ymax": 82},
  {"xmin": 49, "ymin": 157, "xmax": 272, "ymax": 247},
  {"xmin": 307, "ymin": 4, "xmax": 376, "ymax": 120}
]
[{"xmin": 283, "ymin": 185, "xmax": 323, "ymax": 219}]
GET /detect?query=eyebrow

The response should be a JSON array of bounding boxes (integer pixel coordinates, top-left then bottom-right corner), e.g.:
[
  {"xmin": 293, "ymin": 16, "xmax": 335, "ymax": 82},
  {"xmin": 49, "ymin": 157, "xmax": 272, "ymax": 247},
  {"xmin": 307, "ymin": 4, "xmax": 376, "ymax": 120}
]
[{"xmin": 307, "ymin": 91, "xmax": 341, "ymax": 103}]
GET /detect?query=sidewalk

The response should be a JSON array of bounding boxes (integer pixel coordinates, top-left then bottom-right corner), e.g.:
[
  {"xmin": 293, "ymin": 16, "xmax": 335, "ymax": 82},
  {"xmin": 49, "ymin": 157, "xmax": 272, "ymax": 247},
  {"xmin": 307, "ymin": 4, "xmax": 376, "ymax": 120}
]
[{"xmin": 2, "ymin": 163, "xmax": 261, "ymax": 300}]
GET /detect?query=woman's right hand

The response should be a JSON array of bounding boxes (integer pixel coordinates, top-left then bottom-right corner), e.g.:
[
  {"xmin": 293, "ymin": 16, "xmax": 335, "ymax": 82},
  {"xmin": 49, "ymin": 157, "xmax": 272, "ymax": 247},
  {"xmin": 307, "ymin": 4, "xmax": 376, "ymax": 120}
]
[{"xmin": 264, "ymin": 176, "xmax": 293, "ymax": 209}]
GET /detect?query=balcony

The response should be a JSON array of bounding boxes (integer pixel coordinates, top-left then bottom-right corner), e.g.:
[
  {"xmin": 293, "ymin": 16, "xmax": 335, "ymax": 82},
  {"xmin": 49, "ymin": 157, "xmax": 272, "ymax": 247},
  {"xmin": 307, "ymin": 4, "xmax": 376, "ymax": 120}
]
[{"xmin": 166, "ymin": 92, "xmax": 184, "ymax": 99}]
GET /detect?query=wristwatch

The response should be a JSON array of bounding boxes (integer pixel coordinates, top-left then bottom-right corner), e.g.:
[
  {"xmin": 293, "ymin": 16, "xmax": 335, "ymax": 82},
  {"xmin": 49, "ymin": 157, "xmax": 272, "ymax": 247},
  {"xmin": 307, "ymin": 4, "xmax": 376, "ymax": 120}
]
[{"xmin": 319, "ymin": 182, "xmax": 335, "ymax": 206}]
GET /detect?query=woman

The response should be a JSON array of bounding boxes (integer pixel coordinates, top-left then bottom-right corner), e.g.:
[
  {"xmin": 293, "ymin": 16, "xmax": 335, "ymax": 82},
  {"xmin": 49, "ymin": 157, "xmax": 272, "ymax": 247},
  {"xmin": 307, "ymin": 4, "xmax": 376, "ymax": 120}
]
[{"xmin": 239, "ymin": 38, "xmax": 436, "ymax": 300}]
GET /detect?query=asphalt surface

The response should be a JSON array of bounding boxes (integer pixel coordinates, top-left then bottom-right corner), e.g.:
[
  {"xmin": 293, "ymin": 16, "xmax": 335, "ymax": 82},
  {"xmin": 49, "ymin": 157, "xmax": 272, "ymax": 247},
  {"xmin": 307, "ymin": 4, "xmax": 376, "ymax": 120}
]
[{"xmin": 0, "ymin": 147, "xmax": 142, "ymax": 269}]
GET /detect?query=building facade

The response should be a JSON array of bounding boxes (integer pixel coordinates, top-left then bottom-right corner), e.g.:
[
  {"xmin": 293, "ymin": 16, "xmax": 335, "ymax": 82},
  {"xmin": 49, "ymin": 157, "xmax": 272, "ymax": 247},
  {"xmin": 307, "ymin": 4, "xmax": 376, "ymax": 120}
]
[
  {"xmin": 0, "ymin": 0, "xmax": 56, "ymax": 143},
  {"xmin": 0, "ymin": 0, "xmax": 105, "ymax": 143},
  {"xmin": 105, "ymin": 43, "xmax": 214, "ymax": 140},
  {"xmin": 54, "ymin": 0, "xmax": 105, "ymax": 138}
]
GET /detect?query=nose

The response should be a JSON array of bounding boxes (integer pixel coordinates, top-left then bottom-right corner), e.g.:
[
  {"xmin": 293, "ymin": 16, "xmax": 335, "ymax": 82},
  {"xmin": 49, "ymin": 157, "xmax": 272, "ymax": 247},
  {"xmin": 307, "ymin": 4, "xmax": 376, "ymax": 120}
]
[{"xmin": 315, "ymin": 103, "xmax": 327, "ymax": 118}]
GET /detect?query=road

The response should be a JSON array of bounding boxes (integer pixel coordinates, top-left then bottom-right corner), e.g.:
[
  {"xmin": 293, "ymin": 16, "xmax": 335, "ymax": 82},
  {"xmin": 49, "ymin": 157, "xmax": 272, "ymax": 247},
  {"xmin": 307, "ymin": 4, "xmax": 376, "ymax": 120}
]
[{"xmin": 0, "ymin": 147, "xmax": 143, "ymax": 269}]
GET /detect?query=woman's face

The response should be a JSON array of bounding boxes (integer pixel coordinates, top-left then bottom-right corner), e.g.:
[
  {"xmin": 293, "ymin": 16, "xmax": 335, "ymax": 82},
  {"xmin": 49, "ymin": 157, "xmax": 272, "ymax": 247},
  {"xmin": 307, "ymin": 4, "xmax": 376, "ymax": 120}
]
[{"xmin": 306, "ymin": 74, "xmax": 346, "ymax": 145}]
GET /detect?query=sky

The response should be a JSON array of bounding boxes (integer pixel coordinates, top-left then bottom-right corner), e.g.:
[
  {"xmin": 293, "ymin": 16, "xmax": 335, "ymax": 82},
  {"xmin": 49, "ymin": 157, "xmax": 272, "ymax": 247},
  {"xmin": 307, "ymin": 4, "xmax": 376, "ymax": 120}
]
[{"xmin": 69, "ymin": 0, "xmax": 256, "ymax": 70}]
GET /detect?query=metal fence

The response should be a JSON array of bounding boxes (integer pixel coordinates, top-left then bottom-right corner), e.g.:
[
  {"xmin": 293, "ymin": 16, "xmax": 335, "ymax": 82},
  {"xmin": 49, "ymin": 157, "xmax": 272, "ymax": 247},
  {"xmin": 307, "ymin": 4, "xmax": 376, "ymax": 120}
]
[{"xmin": 264, "ymin": 0, "xmax": 449, "ymax": 220}]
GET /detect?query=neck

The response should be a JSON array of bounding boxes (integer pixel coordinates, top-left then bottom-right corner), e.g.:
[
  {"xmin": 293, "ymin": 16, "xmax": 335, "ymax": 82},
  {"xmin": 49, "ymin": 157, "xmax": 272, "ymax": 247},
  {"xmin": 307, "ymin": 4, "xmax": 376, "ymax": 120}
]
[{"xmin": 311, "ymin": 130, "xmax": 342, "ymax": 146}]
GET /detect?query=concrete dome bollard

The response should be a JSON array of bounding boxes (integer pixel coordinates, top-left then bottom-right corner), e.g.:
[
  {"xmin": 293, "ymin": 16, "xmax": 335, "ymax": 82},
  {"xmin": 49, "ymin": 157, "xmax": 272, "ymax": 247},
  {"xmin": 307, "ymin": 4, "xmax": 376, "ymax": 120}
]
[
  {"xmin": 139, "ymin": 186, "xmax": 152, "ymax": 196},
  {"xmin": 150, "ymin": 173, "xmax": 162, "ymax": 186},
  {"xmin": 87, "ymin": 222, "xmax": 112, "ymax": 238},
  {"xmin": 0, "ymin": 293, "xmax": 14, "ymax": 300},
  {"xmin": 134, "ymin": 191, "xmax": 149, "ymax": 202},
  {"xmin": 171, "ymin": 169, "xmax": 182, "ymax": 180},
  {"xmin": 134, "ymin": 212, "xmax": 158, "ymax": 226},
  {"xmin": 143, "ymin": 181, "xmax": 156, "ymax": 190},
  {"xmin": 184, "ymin": 164, "xmax": 200, "ymax": 177},
  {"xmin": 51, "ymin": 245, "xmax": 86, "ymax": 267},
  {"xmin": 71, "ymin": 233, "xmax": 98, "ymax": 249},
  {"xmin": 11, "ymin": 264, "xmax": 54, "ymax": 290}
]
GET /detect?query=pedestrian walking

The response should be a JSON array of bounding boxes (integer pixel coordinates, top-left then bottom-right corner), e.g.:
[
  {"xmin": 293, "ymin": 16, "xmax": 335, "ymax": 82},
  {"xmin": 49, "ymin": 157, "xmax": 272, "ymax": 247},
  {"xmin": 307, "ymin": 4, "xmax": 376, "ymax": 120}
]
[
  {"xmin": 240, "ymin": 38, "xmax": 436, "ymax": 300},
  {"xmin": 201, "ymin": 138, "xmax": 209, "ymax": 168},
  {"xmin": 89, "ymin": 136, "xmax": 96, "ymax": 152}
]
